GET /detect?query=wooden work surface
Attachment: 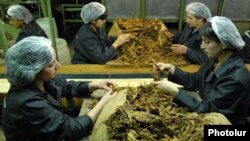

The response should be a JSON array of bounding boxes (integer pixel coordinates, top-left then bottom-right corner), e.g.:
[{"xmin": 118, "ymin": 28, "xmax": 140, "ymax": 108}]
[{"xmin": 0, "ymin": 64, "xmax": 201, "ymax": 75}]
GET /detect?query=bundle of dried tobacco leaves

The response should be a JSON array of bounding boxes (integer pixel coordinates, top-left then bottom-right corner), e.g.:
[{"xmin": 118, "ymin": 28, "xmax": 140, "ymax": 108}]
[{"xmin": 109, "ymin": 18, "xmax": 190, "ymax": 66}]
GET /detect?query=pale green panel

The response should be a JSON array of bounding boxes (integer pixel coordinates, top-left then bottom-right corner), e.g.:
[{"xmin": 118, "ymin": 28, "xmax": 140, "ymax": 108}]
[
  {"xmin": 145, "ymin": 0, "xmax": 180, "ymax": 20},
  {"xmin": 233, "ymin": 21, "xmax": 250, "ymax": 36},
  {"xmin": 222, "ymin": 0, "xmax": 250, "ymax": 20},
  {"xmin": 104, "ymin": 0, "xmax": 141, "ymax": 19}
]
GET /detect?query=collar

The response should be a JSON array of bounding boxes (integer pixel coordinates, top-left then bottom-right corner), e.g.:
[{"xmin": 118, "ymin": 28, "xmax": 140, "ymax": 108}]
[{"xmin": 213, "ymin": 53, "xmax": 242, "ymax": 78}]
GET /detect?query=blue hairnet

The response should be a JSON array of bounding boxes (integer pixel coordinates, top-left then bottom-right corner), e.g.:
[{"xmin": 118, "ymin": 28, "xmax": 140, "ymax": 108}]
[
  {"xmin": 80, "ymin": 2, "xmax": 105, "ymax": 24},
  {"xmin": 7, "ymin": 5, "xmax": 33, "ymax": 24},
  {"xmin": 186, "ymin": 2, "xmax": 211, "ymax": 20},
  {"xmin": 5, "ymin": 36, "xmax": 53, "ymax": 87},
  {"xmin": 209, "ymin": 16, "xmax": 245, "ymax": 49}
]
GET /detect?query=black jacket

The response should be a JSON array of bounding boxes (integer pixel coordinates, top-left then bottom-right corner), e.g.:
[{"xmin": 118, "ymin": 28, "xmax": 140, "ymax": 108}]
[
  {"xmin": 169, "ymin": 54, "xmax": 250, "ymax": 124},
  {"xmin": 2, "ymin": 77, "xmax": 94, "ymax": 141},
  {"xmin": 173, "ymin": 24, "xmax": 207, "ymax": 64},
  {"xmin": 72, "ymin": 24, "xmax": 117, "ymax": 64},
  {"xmin": 16, "ymin": 21, "xmax": 48, "ymax": 42}
]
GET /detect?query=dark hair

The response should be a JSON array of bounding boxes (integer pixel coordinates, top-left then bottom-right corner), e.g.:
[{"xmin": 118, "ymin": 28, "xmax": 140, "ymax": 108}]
[
  {"xmin": 200, "ymin": 22, "xmax": 220, "ymax": 43},
  {"xmin": 194, "ymin": 16, "xmax": 207, "ymax": 22},
  {"xmin": 97, "ymin": 10, "xmax": 108, "ymax": 20}
]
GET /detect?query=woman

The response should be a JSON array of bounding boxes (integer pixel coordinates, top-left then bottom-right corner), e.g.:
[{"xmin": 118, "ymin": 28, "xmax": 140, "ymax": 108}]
[
  {"xmin": 72, "ymin": 2, "xmax": 131, "ymax": 64},
  {"xmin": 171, "ymin": 2, "xmax": 211, "ymax": 64},
  {"xmin": 6, "ymin": 5, "xmax": 47, "ymax": 43},
  {"xmin": 153, "ymin": 16, "xmax": 250, "ymax": 124},
  {"xmin": 2, "ymin": 36, "xmax": 117, "ymax": 140}
]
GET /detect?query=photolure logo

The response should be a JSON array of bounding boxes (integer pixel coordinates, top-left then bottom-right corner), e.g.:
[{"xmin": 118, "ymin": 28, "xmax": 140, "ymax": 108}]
[
  {"xmin": 204, "ymin": 125, "xmax": 250, "ymax": 141},
  {"xmin": 208, "ymin": 129, "xmax": 247, "ymax": 136}
]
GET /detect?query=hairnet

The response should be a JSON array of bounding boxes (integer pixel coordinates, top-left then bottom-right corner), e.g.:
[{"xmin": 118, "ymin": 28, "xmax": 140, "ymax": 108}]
[
  {"xmin": 80, "ymin": 2, "xmax": 105, "ymax": 24},
  {"xmin": 7, "ymin": 5, "xmax": 33, "ymax": 24},
  {"xmin": 209, "ymin": 16, "xmax": 245, "ymax": 49},
  {"xmin": 186, "ymin": 2, "xmax": 211, "ymax": 20},
  {"xmin": 5, "ymin": 36, "xmax": 53, "ymax": 87}
]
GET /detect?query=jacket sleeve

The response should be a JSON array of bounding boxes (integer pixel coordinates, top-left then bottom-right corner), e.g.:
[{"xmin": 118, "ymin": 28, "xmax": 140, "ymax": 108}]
[
  {"xmin": 168, "ymin": 67, "xmax": 201, "ymax": 91},
  {"xmin": 174, "ymin": 79, "xmax": 247, "ymax": 115},
  {"xmin": 106, "ymin": 36, "xmax": 117, "ymax": 47},
  {"xmin": 172, "ymin": 33, "xmax": 181, "ymax": 43},
  {"xmin": 53, "ymin": 76, "xmax": 91, "ymax": 99},
  {"xmin": 21, "ymin": 96, "xmax": 94, "ymax": 140},
  {"xmin": 186, "ymin": 48, "xmax": 208, "ymax": 64},
  {"xmin": 77, "ymin": 36, "xmax": 118, "ymax": 64}
]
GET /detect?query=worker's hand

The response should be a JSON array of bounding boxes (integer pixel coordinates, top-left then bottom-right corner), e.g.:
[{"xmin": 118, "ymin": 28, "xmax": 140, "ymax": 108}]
[
  {"xmin": 100, "ymin": 89, "xmax": 117, "ymax": 104},
  {"xmin": 88, "ymin": 80, "xmax": 118, "ymax": 92},
  {"xmin": 154, "ymin": 63, "xmax": 175, "ymax": 75},
  {"xmin": 152, "ymin": 79, "xmax": 179, "ymax": 96},
  {"xmin": 170, "ymin": 44, "xmax": 188, "ymax": 54},
  {"xmin": 112, "ymin": 34, "xmax": 131, "ymax": 48}
]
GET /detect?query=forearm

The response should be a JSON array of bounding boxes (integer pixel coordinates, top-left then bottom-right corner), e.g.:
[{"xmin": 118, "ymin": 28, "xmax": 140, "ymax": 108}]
[{"xmin": 87, "ymin": 100, "xmax": 107, "ymax": 123}]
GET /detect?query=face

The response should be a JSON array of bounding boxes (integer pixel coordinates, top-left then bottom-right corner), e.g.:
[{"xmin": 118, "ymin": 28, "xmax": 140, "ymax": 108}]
[
  {"xmin": 201, "ymin": 36, "xmax": 224, "ymax": 58},
  {"xmin": 36, "ymin": 48, "xmax": 61, "ymax": 82},
  {"xmin": 186, "ymin": 12, "xmax": 203, "ymax": 28},
  {"xmin": 92, "ymin": 18, "xmax": 106, "ymax": 29},
  {"xmin": 8, "ymin": 17, "xmax": 24, "ymax": 28}
]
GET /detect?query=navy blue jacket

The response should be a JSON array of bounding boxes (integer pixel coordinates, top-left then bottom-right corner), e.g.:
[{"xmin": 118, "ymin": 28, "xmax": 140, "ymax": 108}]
[
  {"xmin": 169, "ymin": 54, "xmax": 250, "ymax": 124},
  {"xmin": 72, "ymin": 24, "xmax": 117, "ymax": 64},
  {"xmin": 2, "ymin": 77, "xmax": 93, "ymax": 141}
]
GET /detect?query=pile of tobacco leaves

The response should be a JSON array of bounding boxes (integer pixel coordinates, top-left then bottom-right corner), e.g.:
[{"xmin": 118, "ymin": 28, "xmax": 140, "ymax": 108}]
[
  {"xmin": 105, "ymin": 84, "xmax": 208, "ymax": 141},
  {"xmin": 111, "ymin": 18, "xmax": 189, "ymax": 66}
]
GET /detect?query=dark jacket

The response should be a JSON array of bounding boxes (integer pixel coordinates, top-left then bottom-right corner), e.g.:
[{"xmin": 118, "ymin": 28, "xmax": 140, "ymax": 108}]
[
  {"xmin": 169, "ymin": 54, "xmax": 250, "ymax": 124},
  {"xmin": 16, "ymin": 21, "xmax": 48, "ymax": 42},
  {"xmin": 72, "ymin": 24, "xmax": 117, "ymax": 64},
  {"xmin": 2, "ymin": 77, "xmax": 94, "ymax": 141},
  {"xmin": 173, "ymin": 24, "xmax": 207, "ymax": 64},
  {"xmin": 239, "ymin": 30, "xmax": 250, "ymax": 63}
]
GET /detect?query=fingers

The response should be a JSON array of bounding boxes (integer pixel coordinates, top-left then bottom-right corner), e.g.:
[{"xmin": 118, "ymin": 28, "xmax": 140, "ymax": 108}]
[
  {"xmin": 172, "ymin": 44, "xmax": 181, "ymax": 47},
  {"xmin": 105, "ymin": 89, "xmax": 117, "ymax": 98},
  {"xmin": 155, "ymin": 63, "xmax": 164, "ymax": 68}
]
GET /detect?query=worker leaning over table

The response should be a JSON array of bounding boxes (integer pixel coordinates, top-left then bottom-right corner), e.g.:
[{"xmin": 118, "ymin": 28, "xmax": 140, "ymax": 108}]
[
  {"xmin": 153, "ymin": 16, "xmax": 250, "ymax": 125},
  {"xmin": 2, "ymin": 36, "xmax": 117, "ymax": 141},
  {"xmin": 170, "ymin": 2, "xmax": 211, "ymax": 64},
  {"xmin": 71, "ymin": 2, "xmax": 131, "ymax": 64},
  {"xmin": 6, "ymin": 5, "xmax": 47, "ymax": 43}
]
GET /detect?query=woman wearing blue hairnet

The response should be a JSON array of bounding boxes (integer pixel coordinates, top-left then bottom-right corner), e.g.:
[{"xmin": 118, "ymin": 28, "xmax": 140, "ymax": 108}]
[
  {"xmin": 2, "ymin": 36, "xmax": 118, "ymax": 140},
  {"xmin": 152, "ymin": 16, "xmax": 250, "ymax": 124},
  {"xmin": 71, "ymin": 2, "xmax": 131, "ymax": 64},
  {"xmin": 170, "ymin": 2, "xmax": 211, "ymax": 64},
  {"xmin": 6, "ymin": 5, "xmax": 47, "ymax": 43}
]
